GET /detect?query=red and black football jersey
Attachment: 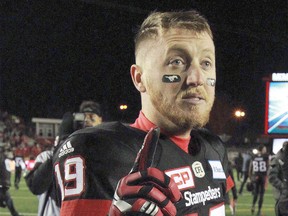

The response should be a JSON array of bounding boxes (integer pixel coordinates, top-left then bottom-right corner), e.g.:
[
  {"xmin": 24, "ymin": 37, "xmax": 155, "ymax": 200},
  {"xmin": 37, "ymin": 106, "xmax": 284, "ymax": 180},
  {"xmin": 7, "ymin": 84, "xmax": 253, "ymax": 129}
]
[{"xmin": 53, "ymin": 122, "xmax": 231, "ymax": 216}]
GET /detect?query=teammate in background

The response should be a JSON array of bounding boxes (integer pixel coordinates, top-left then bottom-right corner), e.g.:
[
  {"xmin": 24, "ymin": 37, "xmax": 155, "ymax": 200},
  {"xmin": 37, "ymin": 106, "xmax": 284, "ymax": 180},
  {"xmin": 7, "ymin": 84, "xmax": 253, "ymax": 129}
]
[
  {"xmin": 226, "ymin": 161, "xmax": 238, "ymax": 216},
  {"xmin": 0, "ymin": 148, "xmax": 22, "ymax": 216},
  {"xmin": 14, "ymin": 154, "xmax": 26, "ymax": 190},
  {"xmin": 53, "ymin": 10, "xmax": 234, "ymax": 215},
  {"xmin": 25, "ymin": 148, "xmax": 60, "ymax": 216},
  {"xmin": 234, "ymin": 152, "xmax": 243, "ymax": 181},
  {"xmin": 25, "ymin": 101, "xmax": 103, "ymax": 216},
  {"xmin": 238, "ymin": 149, "xmax": 252, "ymax": 194},
  {"xmin": 249, "ymin": 144, "xmax": 269, "ymax": 216},
  {"xmin": 268, "ymin": 141, "xmax": 288, "ymax": 216},
  {"xmin": 277, "ymin": 141, "xmax": 288, "ymax": 216}
]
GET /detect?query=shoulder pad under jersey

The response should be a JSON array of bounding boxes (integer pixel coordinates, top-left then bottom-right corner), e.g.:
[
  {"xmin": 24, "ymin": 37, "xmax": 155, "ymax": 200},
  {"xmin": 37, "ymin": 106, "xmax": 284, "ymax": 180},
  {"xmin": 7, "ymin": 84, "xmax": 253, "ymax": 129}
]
[{"xmin": 189, "ymin": 128, "xmax": 225, "ymax": 158}]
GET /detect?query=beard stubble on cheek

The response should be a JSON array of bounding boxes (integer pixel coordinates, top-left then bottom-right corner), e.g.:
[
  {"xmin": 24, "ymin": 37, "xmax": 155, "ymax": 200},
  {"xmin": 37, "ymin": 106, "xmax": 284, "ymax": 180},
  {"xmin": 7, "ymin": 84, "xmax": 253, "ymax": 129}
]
[{"xmin": 149, "ymin": 87, "xmax": 213, "ymax": 130}]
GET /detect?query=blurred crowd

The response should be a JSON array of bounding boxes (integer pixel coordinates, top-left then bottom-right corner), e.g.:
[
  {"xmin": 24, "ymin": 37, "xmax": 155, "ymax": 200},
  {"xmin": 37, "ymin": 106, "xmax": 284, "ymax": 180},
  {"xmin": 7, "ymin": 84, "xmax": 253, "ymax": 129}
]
[{"xmin": 0, "ymin": 110, "xmax": 44, "ymax": 161}]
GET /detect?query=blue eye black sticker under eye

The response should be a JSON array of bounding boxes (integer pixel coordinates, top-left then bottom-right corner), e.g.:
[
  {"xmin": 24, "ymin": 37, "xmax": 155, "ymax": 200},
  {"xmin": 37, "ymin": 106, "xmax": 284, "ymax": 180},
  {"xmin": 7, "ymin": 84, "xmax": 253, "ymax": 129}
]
[
  {"xmin": 162, "ymin": 75, "xmax": 181, "ymax": 83},
  {"xmin": 206, "ymin": 78, "xmax": 216, "ymax": 86}
]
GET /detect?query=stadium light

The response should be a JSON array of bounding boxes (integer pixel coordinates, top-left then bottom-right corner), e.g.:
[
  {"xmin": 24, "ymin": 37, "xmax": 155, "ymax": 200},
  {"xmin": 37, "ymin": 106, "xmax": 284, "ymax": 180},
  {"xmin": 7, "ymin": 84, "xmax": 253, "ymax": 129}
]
[
  {"xmin": 120, "ymin": 104, "xmax": 128, "ymax": 110},
  {"xmin": 252, "ymin": 148, "xmax": 258, "ymax": 154},
  {"xmin": 235, "ymin": 110, "xmax": 245, "ymax": 118}
]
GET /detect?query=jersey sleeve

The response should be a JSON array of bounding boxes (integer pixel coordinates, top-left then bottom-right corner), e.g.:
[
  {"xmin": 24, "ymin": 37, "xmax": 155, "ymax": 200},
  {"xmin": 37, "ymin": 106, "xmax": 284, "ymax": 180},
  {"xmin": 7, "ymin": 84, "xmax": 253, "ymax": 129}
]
[
  {"xmin": 221, "ymin": 145, "xmax": 235, "ymax": 192},
  {"xmin": 52, "ymin": 124, "xmax": 140, "ymax": 216},
  {"xmin": 25, "ymin": 158, "xmax": 53, "ymax": 195},
  {"xmin": 53, "ymin": 132, "xmax": 113, "ymax": 215}
]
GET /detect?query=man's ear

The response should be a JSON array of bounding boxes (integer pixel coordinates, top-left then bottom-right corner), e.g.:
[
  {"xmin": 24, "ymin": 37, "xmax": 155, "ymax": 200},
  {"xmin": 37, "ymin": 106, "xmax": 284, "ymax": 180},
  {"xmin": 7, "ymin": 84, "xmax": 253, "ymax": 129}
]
[{"xmin": 130, "ymin": 64, "xmax": 146, "ymax": 92}]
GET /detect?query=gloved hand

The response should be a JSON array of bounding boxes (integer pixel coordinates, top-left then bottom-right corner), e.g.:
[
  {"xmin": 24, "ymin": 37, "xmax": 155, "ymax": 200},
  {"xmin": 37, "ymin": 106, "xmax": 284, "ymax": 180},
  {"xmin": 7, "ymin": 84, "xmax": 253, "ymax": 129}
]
[{"xmin": 109, "ymin": 128, "xmax": 182, "ymax": 216}]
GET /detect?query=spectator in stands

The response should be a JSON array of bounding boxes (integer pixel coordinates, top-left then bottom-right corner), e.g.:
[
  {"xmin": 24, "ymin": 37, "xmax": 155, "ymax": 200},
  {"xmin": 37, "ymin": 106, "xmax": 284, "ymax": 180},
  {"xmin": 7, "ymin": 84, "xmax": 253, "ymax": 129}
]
[
  {"xmin": 269, "ymin": 141, "xmax": 288, "ymax": 216},
  {"xmin": 22, "ymin": 142, "xmax": 30, "ymax": 158},
  {"xmin": 30, "ymin": 142, "xmax": 42, "ymax": 158}
]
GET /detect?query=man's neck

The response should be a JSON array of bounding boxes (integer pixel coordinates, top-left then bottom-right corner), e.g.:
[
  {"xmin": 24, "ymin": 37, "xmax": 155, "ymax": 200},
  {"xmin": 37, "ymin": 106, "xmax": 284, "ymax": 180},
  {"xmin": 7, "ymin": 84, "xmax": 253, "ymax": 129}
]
[{"xmin": 130, "ymin": 111, "xmax": 191, "ymax": 153}]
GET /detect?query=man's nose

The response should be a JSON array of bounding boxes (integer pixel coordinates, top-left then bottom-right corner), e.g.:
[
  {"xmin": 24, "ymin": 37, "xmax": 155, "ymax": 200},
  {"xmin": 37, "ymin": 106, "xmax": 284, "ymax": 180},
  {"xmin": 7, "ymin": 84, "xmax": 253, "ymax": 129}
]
[{"xmin": 186, "ymin": 64, "xmax": 204, "ymax": 87}]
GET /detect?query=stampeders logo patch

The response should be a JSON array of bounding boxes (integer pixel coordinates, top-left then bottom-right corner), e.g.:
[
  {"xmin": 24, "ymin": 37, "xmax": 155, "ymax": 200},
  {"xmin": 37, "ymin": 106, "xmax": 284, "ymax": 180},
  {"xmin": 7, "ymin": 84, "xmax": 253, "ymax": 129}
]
[{"xmin": 165, "ymin": 166, "xmax": 195, "ymax": 190}]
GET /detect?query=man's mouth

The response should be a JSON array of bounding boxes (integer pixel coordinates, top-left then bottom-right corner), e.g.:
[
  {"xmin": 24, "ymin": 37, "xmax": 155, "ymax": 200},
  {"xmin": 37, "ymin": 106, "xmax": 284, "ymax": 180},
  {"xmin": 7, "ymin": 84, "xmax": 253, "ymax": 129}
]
[{"xmin": 181, "ymin": 93, "xmax": 205, "ymax": 104}]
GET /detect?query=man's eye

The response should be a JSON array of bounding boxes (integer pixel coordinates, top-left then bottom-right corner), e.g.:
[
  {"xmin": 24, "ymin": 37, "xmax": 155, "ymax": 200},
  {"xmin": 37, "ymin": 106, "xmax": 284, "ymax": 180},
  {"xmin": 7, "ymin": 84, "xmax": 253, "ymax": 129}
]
[
  {"xmin": 169, "ymin": 59, "xmax": 184, "ymax": 66},
  {"xmin": 202, "ymin": 61, "xmax": 212, "ymax": 69}
]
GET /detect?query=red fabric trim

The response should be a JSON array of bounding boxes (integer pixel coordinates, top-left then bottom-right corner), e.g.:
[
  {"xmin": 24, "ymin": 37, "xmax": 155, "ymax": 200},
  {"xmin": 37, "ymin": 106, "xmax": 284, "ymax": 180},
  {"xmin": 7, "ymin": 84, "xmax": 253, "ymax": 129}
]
[
  {"xmin": 169, "ymin": 136, "xmax": 190, "ymax": 153},
  {"xmin": 226, "ymin": 175, "xmax": 235, "ymax": 192},
  {"xmin": 61, "ymin": 199, "xmax": 112, "ymax": 216},
  {"xmin": 130, "ymin": 111, "xmax": 155, "ymax": 132},
  {"xmin": 130, "ymin": 111, "xmax": 190, "ymax": 152}
]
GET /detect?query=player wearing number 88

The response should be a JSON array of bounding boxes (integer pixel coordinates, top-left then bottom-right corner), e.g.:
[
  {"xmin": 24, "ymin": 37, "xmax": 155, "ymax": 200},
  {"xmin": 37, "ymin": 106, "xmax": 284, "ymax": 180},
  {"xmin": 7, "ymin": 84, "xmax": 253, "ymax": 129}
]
[{"xmin": 248, "ymin": 144, "xmax": 269, "ymax": 216}]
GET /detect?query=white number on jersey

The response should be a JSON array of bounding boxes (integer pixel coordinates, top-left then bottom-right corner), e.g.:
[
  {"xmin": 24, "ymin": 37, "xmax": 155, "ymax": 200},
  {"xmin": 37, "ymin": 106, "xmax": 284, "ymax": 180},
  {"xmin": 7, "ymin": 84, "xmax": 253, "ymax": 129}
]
[
  {"xmin": 252, "ymin": 160, "xmax": 267, "ymax": 173},
  {"xmin": 54, "ymin": 156, "xmax": 85, "ymax": 200}
]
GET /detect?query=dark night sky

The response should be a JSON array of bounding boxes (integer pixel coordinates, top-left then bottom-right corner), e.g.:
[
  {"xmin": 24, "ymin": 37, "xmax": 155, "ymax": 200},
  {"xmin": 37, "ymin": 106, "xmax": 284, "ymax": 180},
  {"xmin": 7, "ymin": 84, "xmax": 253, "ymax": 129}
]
[{"xmin": 1, "ymin": 0, "xmax": 288, "ymax": 134}]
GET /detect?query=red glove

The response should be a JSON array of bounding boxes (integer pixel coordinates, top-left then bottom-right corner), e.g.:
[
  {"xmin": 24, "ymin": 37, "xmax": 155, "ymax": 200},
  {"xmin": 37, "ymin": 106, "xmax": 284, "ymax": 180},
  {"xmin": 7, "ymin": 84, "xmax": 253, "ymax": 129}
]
[{"xmin": 109, "ymin": 128, "xmax": 182, "ymax": 216}]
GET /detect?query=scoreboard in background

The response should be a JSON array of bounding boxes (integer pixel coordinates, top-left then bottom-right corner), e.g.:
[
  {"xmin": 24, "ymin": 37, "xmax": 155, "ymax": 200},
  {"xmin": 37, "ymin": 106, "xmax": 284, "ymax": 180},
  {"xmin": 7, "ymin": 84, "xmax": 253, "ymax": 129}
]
[
  {"xmin": 265, "ymin": 73, "xmax": 288, "ymax": 135},
  {"xmin": 272, "ymin": 138, "xmax": 288, "ymax": 154}
]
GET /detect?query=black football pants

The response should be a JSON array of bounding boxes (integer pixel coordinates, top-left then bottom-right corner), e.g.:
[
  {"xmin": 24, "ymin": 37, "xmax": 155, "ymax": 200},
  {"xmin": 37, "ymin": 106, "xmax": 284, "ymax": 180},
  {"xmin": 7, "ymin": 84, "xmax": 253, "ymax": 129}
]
[{"xmin": 0, "ymin": 187, "xmax": 20, "ymax": 216}]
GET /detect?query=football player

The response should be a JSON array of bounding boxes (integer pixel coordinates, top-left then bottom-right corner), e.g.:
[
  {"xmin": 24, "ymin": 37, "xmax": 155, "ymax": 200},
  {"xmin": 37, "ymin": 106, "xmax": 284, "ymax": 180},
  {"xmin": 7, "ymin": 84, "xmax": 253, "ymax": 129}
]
[
  {"xmin": 53, "ymin": 10, "xmax": 234, "ymax": 215},
  {"xmin": 249, "ymin": 144, "xmax": 269, "ymax": 216},
  {"xmin": 0, "ymin": 148, "xmax": 22, "ymax": 216},
  {"xmin": 13, "ymin": 153, "xmax": 26, "ymax": 190}
]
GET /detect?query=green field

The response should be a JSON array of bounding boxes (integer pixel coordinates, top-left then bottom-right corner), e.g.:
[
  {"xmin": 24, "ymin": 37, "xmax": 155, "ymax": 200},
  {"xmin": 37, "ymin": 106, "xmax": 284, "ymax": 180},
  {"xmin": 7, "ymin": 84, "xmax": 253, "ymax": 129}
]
[
  {"xmin": 226, "ymin": 178, "xmax": 275, "ymax": 216},
  {"xmin": 0, "ymin": 173, "xmax": 276, "ymax": 216},
  {"xmin": 0, "ymin": 173, "xmax": 38, "ymax": 216}
]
